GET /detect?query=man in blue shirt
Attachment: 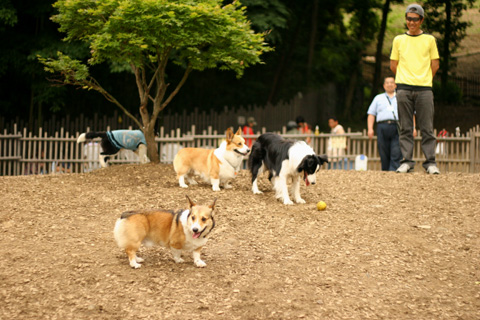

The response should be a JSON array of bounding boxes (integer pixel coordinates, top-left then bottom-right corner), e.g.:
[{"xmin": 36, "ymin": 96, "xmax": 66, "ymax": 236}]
[{"xmin": 367, "ymin": 77, "xmax": 402, "ymax": 171}]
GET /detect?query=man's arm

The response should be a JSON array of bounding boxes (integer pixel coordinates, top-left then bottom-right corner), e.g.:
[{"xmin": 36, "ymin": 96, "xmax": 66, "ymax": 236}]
[
  {"xmin": 367, "ymin": 114, "xmax": 376, "ymax": 139},
  {"xmin": 390, "ymin": 60, "xmax": 398, "ymax": 75},
  {"xmin": 431, "ymin": 59, "xmax": 440, "ymax": 78}
]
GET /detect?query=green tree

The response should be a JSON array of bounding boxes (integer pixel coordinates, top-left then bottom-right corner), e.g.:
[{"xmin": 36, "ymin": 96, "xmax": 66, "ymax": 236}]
[
  {"xmin": 0, "ymin": 0, "xmax": 73, "ymax": 131},
  {"xmin": 39, "ymin": 0, "xmax": 271, "ymax": 163},
  {"xmin": 369, "ymin": 0, "xmax": 403, "ymax": 103},
  {"xmin": 342, "ymin": 0, "xmax": 382, "ymax": 119},
  {"xmin": 423, "ymin": 0, "xmax": 475, "ymax": 96}
]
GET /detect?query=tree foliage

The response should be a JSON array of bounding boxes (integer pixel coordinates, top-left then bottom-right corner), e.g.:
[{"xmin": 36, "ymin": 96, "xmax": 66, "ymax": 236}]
[
  {"xmin": 4, "ymin": 0, "xmax": 477, "ymax": 133},
  {"xmin": 40, "ymin": 0, "xmax": 272, "ymax": 162},
  {"xmin": 423, "ymin": 0, "xmax": 475, "ymax": 99}
]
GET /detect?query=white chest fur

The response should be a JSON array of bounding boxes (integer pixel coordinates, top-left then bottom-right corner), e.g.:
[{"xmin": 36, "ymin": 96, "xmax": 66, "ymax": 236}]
[{"xmin": 214, "ymin": 143, "xmax": 242, "ymax": 181}]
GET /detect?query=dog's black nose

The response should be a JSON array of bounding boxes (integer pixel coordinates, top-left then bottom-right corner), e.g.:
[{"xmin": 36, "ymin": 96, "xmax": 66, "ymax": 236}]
[
  {"xmin": 192, "ymin": 227, "xmax": 198, "ymax": 233},
  {"xmin": 311, "ymin": 181, "xmax": 316, "ymax": 185}
]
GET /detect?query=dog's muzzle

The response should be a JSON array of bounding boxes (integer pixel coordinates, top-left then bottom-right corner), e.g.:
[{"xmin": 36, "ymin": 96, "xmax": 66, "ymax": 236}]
[
  {"xmin": 192, "ymin": 226, "xmax": 205, "ymax": 239},
  {"xmin": 304, "ymin": 172, "xmax": 315, "ymax": 186},
  {"xmin": 234, "ymin": 148, "xmax": 250, "ymax": 156}
]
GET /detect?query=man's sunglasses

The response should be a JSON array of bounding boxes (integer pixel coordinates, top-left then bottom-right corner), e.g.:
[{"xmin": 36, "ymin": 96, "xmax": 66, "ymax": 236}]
[{"xmin": 406, "ymin": 17, "xmax": 421, "ymax": 22}]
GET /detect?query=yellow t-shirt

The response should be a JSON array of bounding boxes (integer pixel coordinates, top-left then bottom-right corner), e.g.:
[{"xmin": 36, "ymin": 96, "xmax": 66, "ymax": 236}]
[{"xmin": 390, "ymin": 33, "xmax": 439, "ymax": 87}]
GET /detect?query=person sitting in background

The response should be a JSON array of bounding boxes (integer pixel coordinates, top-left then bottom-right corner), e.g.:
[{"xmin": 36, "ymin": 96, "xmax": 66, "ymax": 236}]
[
  {"xmin": 296, "ymin": 116, "xmax": 312, "ymax": 144},
  {"xmin": 242, "ymin": 116, "xmax": 256, "ymax": 148},
  {"xmin": 53, "ymin": 161, "xmax": 71, "ymax": 174},
  {"xmin": 286, "ymin": 120, "xmax": 299, "ymax": 135},
  {"xmin": 327, "ymin": 116, "xmax": 347, "ymax": 169}
]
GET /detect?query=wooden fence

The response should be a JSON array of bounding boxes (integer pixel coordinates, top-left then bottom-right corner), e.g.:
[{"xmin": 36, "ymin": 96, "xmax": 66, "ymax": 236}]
[{"xmin": 1, "ymin": 124, "xmax": 479, "ymax": 176}]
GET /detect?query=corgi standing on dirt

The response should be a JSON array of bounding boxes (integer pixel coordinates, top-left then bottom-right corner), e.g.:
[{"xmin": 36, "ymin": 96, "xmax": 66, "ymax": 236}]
[
  {"xmin": 173, "ymin": 128, "xmax": 250, "ymax": 191},
  {"xmin": 113, "ymin": 196, "xmax": 216, "ymax": 268}
]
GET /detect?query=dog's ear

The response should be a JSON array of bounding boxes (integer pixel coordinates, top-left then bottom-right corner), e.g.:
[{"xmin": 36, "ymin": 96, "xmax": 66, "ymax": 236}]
[
  {"xmin": 297, "ymin": 157, "xmax": 308, "ymax": 173},
  {"xmin": 317, "ymin": 154, "xmax": 329, "ymax": 164},
  {"xmin": 225, "ymin": 128, "xmax": 234, "ymax": 142},
  {"xmin": 235, "ymin": 127, "xmax": 242, "ymax": 136},
  {"xmin": 186, "ymin": 195, "xmax": 196, "ymax": 208},
  {"xmin": 209, "ymin": 198, "xmax": 217, "ymax": 211}
]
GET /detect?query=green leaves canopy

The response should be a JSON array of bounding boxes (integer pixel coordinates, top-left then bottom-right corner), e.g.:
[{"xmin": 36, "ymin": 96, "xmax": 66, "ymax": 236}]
[
  {"xmin": 52, "ymin": 0, "xmax": 271, "ymax": 77},
  {"xmin": 42, "ymin": 0, "xmax": 272, "ymax": 163}
]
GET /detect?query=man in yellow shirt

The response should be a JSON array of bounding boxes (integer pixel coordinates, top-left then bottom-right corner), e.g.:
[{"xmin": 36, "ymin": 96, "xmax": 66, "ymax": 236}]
[{"xmin": 390, "ymin": 4, "xmax": 440, "ymax": 174}]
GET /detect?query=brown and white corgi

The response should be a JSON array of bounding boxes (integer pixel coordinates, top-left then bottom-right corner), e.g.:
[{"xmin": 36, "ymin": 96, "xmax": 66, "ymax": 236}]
[
  {"xmin": 113, "ymin": 196, "xmax": 216, "ymax": 268},
  {"xmin": 173, "ymin": 127, "xmax": 250, "ymax": 191}
]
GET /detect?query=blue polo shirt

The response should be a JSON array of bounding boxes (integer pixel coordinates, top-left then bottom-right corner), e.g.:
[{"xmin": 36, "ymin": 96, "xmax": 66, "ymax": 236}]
[{"xmin": 367, "ymin": 93, "xmax": 398, "ymax": 122}]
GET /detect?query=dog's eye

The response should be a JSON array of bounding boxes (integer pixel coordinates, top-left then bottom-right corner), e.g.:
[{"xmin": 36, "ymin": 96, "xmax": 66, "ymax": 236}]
[
  {"xmin": 191, "ymin": 216, "xmax": 196, "ymax": 221},
  {"xmin": 202, "ymin": 217, "xmax": 207, "ymax": 222}
]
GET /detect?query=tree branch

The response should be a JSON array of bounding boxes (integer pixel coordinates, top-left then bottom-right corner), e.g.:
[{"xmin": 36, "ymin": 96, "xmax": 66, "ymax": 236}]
[{"xmin": 160, "ymin": 65, "xmax": 193, "ymax": 111}]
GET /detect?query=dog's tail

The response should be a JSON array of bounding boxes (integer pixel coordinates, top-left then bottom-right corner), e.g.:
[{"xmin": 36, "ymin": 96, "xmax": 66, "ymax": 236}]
[
  {"xmin": 248, "ymin": 140, "xmax": 266, "ymax": 182},
  {"xmin": 77, "ymin": 131, "xmax": 108, "ymax": 144},
  {"xmin": 113, "ymin": 218, "xmax": 127, "ymax": 249}
]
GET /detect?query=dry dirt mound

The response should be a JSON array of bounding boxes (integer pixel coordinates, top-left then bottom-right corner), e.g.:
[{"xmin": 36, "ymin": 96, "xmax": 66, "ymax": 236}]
[{"xmin": 0, "ymin": 164, "xmax": 479, "ymax": 319}]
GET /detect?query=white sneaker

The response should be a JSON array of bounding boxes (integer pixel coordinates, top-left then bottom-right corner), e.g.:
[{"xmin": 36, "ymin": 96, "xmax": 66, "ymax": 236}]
[
  {"xmin": 427, "ymin": 165, "xmax": 440, "ymax": 175},
  {"xmin": 396, "ymin": 163, "xmax": 413, "ymax": 173}
]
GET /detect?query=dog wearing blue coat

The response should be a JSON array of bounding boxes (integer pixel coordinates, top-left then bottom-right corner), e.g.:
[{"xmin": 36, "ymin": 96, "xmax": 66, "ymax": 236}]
[{"xmin": 77, "ymin": 130, "xmax": 148, "ymax": 167}]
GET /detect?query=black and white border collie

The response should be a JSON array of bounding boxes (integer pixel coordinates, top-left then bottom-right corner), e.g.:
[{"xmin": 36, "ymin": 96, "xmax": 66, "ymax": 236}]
[{"xmin": 248, "ymin": 133, "xmax": 328, "ymax": 205}]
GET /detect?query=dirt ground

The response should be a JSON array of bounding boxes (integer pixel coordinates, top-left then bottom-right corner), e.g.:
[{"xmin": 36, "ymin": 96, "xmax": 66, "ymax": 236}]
[{"xmin": 0, "ymin": 164, "xmax": 479, "ymax": 320}]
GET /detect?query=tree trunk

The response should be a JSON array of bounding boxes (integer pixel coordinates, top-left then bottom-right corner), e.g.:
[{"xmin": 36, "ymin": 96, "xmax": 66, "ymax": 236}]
[
  {"xmin": 29, "ymin": 82, "xmax": 35, "ymax": 132},
  {"xmin": 307, "ymin": 0, "xmax": 319, "ymax": 84},
  {"xmin": 144, "ymin": 126, "xmax": 159, "ymax": 164},
  {"xmin": 369, "ymin": 0, "xmax": 391, "ymax": 103},
  {"xmin": 139, "ymin": 103, "xmax": 160, "ymax": 164},
  {"xmin": 267, "ymin": 6, "xmax": 306, "ymax": 104},
  {"xmin": 441, "ymin": 0, "xmax": 452, "ymax": 91},
  {"xmin": 343, "ymin": 69, "xmax": 358, "ymax": 120}
]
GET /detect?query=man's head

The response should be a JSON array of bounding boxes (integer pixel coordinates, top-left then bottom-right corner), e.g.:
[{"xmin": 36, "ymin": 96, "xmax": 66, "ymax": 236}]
[
  {"xmin": 247, "ymin": 117, "xmax": 257, "ymax": 127},
  {"xmin": 296, "ymin": 116, "xmax": 306, "ymax": 127},
  {"xmin": 405, "ymin": 4, "xmax": 424, "ymax": 18},
  {"xmin": 328, "ymin": 117, "xmax": 339, "ymax": 129},
  {"xmin": 405, "ymin": 4, "xmax": 424, "ymax": 35},
  {"xmin": 383, "ymin": 77, "xmax": 396, "ymax": 94}
]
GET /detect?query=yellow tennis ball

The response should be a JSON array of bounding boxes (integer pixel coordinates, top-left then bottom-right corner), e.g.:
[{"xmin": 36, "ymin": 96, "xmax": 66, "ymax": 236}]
[{"xmin": 316, "ymin": 201, "xmax": 327, "ymax": 211}]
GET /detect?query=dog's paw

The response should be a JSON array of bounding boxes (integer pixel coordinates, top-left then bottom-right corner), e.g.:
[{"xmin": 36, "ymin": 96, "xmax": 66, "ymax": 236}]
[
  {"xmin": 129, "ymin": 261, "xmax": 142, "ymax": 269},
  {"xmin": 295, "ymin": 198, "xmax": 306, "ymax": 204},
  {"xmin": 179, "ymin": 183, "xmax": 188, "ymax": 188},
  {"xmin": 252, "ymin": 188, "xmax": 263, "ymax": 195},
  {"xmin": 224, "ymin": 184, "xmax": 233, "ymax": 189},
  {"xmin": 195, "ymin": 260, "xmax": 207, "ymax": 268},
  {"xmin": 188, "ymin": 180, "xmax": 198, "ymax": 185},
  {"xmin": 173, "ymin": 257, "xmax": 185, "ymax": 264},
  {"xmin": 212, "ymin": 186, "xmax": 221, "ymax": 192},
  {"xmin": 135, "ymin": 257, "xmax": 144, "ymax": 263},
  {"xmin": 283, "ymin": 199, "xmax": 294, "ymax": 205}
]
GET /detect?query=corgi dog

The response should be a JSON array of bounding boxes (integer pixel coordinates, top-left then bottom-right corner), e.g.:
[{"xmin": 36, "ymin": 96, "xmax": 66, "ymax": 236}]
[
  {"xmin": 113, "ymin": 196, "xmax": 216, "ymax": 268},
  {"xmin": 173, "ymin": 127, "xmax": 250, "ymax": 191},
  {"xmin": 77, "ymin": 130, "xmax": 148, "ymax": 168}
]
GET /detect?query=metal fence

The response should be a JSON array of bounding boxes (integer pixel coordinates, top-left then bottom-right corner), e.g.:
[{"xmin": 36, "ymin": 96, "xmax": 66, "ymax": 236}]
[{"xmin": 1, "ymin": 124, "xmax": 479, "ymax": 176}]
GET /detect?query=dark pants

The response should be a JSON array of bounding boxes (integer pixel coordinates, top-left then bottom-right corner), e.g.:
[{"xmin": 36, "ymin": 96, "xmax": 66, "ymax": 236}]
[
  {"xmin": 396, "ymin": 89, "xmax": 437, "ymax": 170},
  {"xmin": 377, "ymin": 122, "xmax": 401, "ymax": 171}
]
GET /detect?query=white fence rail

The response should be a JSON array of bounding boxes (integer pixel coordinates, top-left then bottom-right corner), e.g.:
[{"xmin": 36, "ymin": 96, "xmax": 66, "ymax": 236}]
[{"xmin": 1, "ymin": 124, "xmax": 480, "ymax": 176}]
